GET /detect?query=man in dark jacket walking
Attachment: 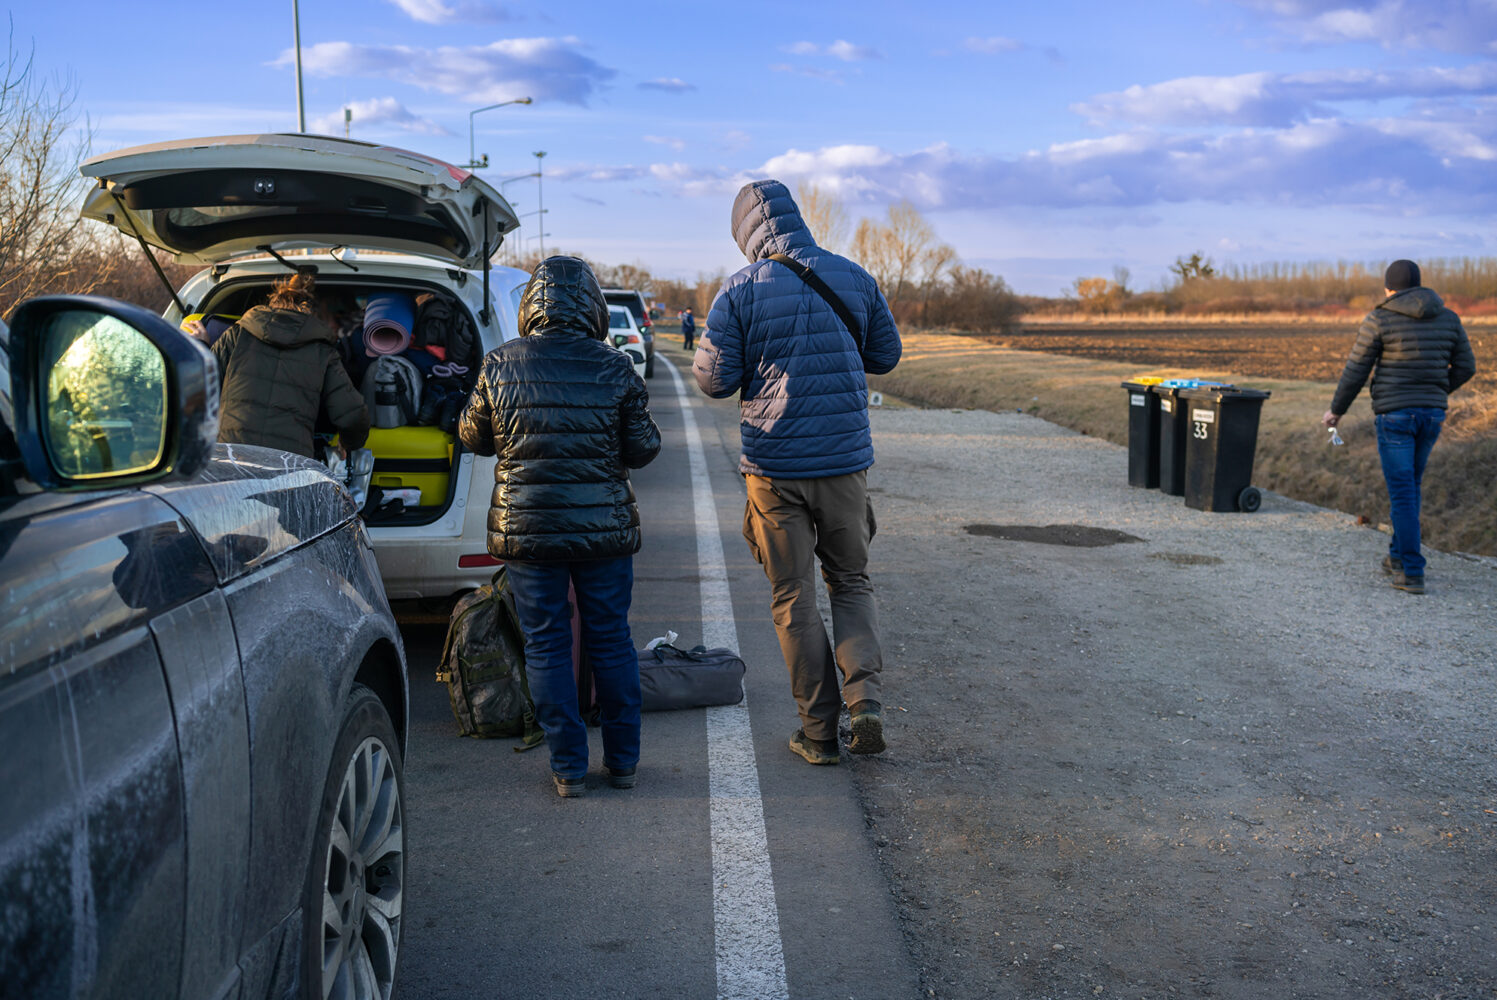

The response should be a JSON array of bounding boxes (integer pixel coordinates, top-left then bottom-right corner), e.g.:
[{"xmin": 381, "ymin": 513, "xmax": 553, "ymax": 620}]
[
  {"xmin": 459, "ymin": 256, "xmax": 661, "ymax": 797},
  {"xmin": 1323, "ymin": 260, "xmax": 1477, "ymax": 594},
  {"xmin": 680, "ymin": 308, "xmax": 696, "ymax": 350},
  {"xmin": 695, "ymin": 179, "xmax": 901, "ymax": 765},
  {"xmin": 211, "ymin": 273, "xmax": 369, "ymax": 460}
]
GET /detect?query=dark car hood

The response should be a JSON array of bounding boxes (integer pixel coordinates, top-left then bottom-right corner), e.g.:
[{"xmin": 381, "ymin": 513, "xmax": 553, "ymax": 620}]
[{"xmin": 145, "ymin": 445, "xmax": 357, "ymax": 584}]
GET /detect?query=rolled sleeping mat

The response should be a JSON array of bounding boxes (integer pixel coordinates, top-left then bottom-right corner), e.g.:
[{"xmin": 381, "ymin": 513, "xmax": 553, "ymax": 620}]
[{"xmin": 363, "ymin": 292, "xmax": 416, "ymax": 357}]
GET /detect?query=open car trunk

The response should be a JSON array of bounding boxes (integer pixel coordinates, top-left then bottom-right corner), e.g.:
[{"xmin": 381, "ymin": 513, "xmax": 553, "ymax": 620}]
[{"xmin": 192, "ymin": 273, "xmax": 479, "ymax": 527}]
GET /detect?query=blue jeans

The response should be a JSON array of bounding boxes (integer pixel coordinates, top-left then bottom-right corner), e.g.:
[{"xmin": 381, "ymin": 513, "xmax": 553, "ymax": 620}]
[
  {"xmin": 1374, "ymin": 407, "xmax": 1445, "ymax": 578},
  {"xmin": 504, "ymin": 557, "xmax": 642, "ymax": 779}
]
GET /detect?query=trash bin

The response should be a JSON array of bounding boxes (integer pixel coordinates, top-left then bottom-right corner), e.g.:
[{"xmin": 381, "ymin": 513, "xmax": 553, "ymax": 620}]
[
  {"xmin": 1178, "ymin": 386, "xmax": 1271, "ymax": 512},
  {"xmin": 1151, "ymin": 380, "xmax": 1231, "ymax": 497},
  {"xmin": 1121, "ymin": 378, "xmax": 1165, "ymax": 488}
]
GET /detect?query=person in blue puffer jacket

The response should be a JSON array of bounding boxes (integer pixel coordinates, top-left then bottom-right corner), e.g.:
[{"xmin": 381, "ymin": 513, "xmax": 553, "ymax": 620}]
[{"xmin": 694, "ymin": 178, "xmax": 902, "ymax": 766}]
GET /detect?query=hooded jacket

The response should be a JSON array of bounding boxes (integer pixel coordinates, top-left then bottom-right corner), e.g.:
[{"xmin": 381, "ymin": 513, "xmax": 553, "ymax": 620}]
[
  {"xmin": 694, "ymin": 180, "xmax": 901, "ymax": 479},
  {"xmin": 1331, "ymin": 287, "xmax": 1477, "ymax": 416},
  {"xmin": 458, "ymin": 256, "xmax": 661, "ymax": 562},
  {"xmin": 211, "ymin": 305, "xmax": 369, "ymax": 458}
]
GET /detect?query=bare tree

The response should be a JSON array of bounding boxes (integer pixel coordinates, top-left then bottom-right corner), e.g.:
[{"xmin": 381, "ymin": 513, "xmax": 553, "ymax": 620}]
[
  {"xmin": 795, "ymin": 182, "xmax": 850, "ymax": 254},
  {"xmin": 0, "ymin": 30, "xmax": 109, "ymax": 318}
]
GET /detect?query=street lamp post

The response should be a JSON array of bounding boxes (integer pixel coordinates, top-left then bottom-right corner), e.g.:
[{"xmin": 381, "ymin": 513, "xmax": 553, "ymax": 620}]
[
  {"xmin": 533, "ymin": 151, "xmax": 547, "ymax": 258},
  {"xmin": 292, "ymin": 0, "xmax": 306, "ymax": 132},
  {"xmin": 466, "ymin": 98, "xmax": 532, "ymax": 170}
]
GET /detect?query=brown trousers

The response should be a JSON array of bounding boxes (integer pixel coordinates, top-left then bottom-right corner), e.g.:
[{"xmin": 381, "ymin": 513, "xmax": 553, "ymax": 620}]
[{"xmin": 742, "ymin": 470, "xmax": 883, "ymax": 741}]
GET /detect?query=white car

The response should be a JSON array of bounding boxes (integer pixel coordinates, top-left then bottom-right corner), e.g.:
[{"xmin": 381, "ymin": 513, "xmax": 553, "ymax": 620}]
[
  {"xmin": 607, "ymin": 304, "xmax": 648, "ymax": 379},
  {"xmin": 79, "ymin": 133, "xmax": 531, "ymax": 600}
]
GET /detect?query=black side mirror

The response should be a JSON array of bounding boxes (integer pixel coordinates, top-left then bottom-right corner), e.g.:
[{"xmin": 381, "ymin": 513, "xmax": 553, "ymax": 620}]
[
  {"xmin": 7, "ymin": 295, "xmax": 219, "ymax": 489},
  {"xmin": 612, "ymin": 333, "xmax": 628, "ymax": 348}
]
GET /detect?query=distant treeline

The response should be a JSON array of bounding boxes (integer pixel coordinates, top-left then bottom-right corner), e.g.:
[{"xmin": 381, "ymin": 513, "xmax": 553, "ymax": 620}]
[{"xmin": 1038, "ymin": 255, "xmax": 1497, "ymax": 319}]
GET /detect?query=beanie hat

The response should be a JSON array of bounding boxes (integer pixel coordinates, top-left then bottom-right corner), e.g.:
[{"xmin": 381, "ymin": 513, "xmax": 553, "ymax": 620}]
[{"xmin": 1384, "ymin": 259, "xmax": 1421, "ymax": 291}]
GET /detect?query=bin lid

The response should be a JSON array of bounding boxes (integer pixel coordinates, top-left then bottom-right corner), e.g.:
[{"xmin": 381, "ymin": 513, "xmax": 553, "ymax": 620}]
[
  {"xmin": 1157, "ymin": 378, "xmax": 1232, "ymax": 389},
  {"xmin": 1177, "ymin": 385, "xmax": 1272, "ymax": 402},
  {"xmin": 1121, "ymin": 377, "xmax": 1165, "ymax": 389}
]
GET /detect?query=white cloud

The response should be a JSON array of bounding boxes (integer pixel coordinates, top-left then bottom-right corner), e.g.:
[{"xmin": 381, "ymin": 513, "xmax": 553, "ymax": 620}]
[
  {"xmin": 387, "ymin": 0, "xmax": 514, "ymax": 23},
  {"xmin": 1075, "ymin": 64, "xmax": 1497, "ymax": 126},
  {"xmin": 780, "ymin": 39, "xmax": 883, "ymax": 61},
  {"xmin": 638, "ymin": 77, "xmax": 696, "ymax": 92},
  {"xmin": 1234, "ymin": 0, "xmax": 1497, "ymax": 53},
  {"xmin": 721, "ymin": 129, "xmax": 752, "ymax": 152},
  {"xmin": 644, "ymin": 135, "xmax": 686, "ymax": 151},
  {"xmin": 309, "ymin": 97, "xmax": 451, "ymax": 137},
  {"xmin": 963, "ymin": 36, "xmax": 1024, "ymax": 54},
  {"xmin": 283, "ymin": 38, "xmax": 614, "ymax": 105}
]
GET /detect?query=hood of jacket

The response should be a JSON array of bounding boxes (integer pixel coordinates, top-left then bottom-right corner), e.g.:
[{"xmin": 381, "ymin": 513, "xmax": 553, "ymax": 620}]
[
  {"xmin": 1379, "ymin": 286, "xmax": 1445, "ymax": 320},
  {"xmin": 237, "ymin": 305, "xmax": 336, "ymax": 348},
  {"xmin": 517, "ymin": 255, "xmax": 608, "ymax": 340},
  {"xmin": 731, "ymin": 179, "xmax": 815, "ymax": 262}
]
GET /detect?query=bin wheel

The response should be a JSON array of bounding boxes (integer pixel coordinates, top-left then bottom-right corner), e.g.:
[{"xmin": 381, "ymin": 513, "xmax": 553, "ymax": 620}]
[{"xmin": 1237, "ymin": 486, "xmax": 1262, "ymax": 513}]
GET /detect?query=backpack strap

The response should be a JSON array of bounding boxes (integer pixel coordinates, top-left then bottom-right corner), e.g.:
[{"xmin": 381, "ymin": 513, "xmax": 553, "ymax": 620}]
[{"xmin": 768, "ymin": 253, "xmax": 862, "ymax": 347}]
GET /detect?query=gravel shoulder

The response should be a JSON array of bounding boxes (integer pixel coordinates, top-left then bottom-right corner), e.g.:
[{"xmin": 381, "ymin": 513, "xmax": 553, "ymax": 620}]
[{"xmin": 849, "ymin": 406, "xmax": 1497, "ymax": 999}]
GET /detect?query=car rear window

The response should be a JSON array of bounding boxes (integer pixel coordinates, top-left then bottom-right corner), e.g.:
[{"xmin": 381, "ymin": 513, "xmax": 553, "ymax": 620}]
[{"xmin": 603, "ymin": 292, "xmax": 647, "ymax": 325}]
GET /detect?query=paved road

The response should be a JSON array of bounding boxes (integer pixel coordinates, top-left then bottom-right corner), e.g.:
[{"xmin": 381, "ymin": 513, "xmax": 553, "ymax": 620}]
[{"xmin": 394, "ymin": 354, "xmax": 919, "ymax": 999}]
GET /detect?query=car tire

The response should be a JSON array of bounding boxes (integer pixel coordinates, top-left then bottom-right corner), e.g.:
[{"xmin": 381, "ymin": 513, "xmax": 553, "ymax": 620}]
[
  {"xmin": 644, "ymin": 354, "xmax": 655, "ymax": 379},
  {"xmin": 302, "ymin": 683, "xmax": 405, "ymax": 1000}
]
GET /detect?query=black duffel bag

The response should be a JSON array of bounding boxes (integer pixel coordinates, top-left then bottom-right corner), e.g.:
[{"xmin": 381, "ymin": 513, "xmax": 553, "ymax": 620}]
[{"xmin": 639, "ymin": 643, "xmax": 746, "ymax": 712}]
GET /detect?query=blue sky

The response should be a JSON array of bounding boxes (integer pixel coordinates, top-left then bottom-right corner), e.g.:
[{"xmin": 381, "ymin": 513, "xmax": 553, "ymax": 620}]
[{"xmin": 11, "ymin": 0, "xmax": 1497, "ymax": 294}]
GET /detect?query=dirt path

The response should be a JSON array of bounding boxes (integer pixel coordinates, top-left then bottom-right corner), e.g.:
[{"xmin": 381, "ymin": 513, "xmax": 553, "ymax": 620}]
[{"xmin": 847, "ymin": 406, "xmax": 1496, "ymax": 999}]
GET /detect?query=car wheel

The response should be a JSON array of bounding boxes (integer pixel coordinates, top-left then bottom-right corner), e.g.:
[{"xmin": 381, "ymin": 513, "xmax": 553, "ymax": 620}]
[
  {"xmin": 644, "ymin": 354, "xmax": 655, "ymax": 378},
  {"xmin": 303, "ymin": 684, "xmax": 405, "ymax": 1000}
]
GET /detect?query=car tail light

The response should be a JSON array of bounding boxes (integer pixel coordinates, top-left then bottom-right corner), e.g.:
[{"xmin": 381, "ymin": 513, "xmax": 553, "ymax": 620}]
[{"xmin": 458, "ymin": 554, "xmax": 503, "ymax": 568}]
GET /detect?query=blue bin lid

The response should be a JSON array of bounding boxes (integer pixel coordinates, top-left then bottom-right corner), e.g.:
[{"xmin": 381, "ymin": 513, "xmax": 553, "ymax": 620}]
[{"xmin": 1158, "ymin": 378, "xmax": 1232, "ymax": 389}]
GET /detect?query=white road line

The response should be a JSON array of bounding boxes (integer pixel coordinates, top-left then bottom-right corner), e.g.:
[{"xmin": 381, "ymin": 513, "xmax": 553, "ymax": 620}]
[{"xmin": 661, "ymin": 355, "xmax": 790, "ymax": 1000}]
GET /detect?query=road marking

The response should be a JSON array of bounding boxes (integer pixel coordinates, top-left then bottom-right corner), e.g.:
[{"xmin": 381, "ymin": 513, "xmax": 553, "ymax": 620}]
[{"xmin": 661, "ymin": 355, "xmax": 790, "ymax": 1000}]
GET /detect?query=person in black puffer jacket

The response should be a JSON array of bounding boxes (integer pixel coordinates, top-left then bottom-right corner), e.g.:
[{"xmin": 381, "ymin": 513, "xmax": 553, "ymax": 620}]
[
  {"xmin": 1323, "ymin": 259, "xmax": 1477, "ymax": 594},
  {"xmin": 458, "ymin": 255, "xmax": 661, "ymax": 797}
]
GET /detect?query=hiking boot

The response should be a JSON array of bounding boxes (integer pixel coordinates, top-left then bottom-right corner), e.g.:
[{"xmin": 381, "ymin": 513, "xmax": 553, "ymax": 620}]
[
  {"xmin": 1382, "ymin": 555, "xmax": 1402, "ymax": 576},
  {"xmin": 1391, "ymin": 572, "xmax": 1425, "ymax": 595},
  {"xmin": 848, "ymin": 700, "xmax": 886, "ymax": 755},
  {"xmin": 607, "ymin": 767, "xmax": 637, "ymax": 789},
  {"xmin": 788, "ymin": 729, "xmax": 840, "ymax": 765},
  {"xmin": 553, "ymin": 773, "xmax": 586, "ymax": 798}
]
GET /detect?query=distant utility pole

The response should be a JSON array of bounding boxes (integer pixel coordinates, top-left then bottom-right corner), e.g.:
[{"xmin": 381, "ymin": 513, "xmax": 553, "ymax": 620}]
[
  {"xmin": 344, "ymin": 107, "xmax": 351, "ymax": 138},
  {"xmin": 293, "ymin": 0, "xmax": 306, "ymax": 132},
  {"xmin": 533, "ymin": 150, "xmax": 547, "ymax": 258}
]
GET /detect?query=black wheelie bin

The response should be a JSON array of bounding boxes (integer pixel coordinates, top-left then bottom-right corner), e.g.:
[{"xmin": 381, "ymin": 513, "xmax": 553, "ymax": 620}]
[
  {"xmin": 1121, "ymin": 378, "xmax": 1164, "ymax": 488},
  {"xmin": 1178, "ymin": 385, "xmax": 1271, "ymax": 512},
  {"xmin": 1151, "ymin": 379, "xmax": 1231, "ymax": 497}
]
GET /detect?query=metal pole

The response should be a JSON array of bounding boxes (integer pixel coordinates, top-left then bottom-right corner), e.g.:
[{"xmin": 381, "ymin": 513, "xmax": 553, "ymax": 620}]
[
  {"xmin": 293, "ymin": 0, "xmax": 306, "ymax": 132},
  {"xmin": 533, "ymin": 151, "xmax": 546, "ymax": 258}
]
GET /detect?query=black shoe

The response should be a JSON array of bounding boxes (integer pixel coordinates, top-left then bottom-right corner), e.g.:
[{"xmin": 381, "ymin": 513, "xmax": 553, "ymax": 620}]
[
  {"xmin": 1391, "ymin": 572, "xmax": 1425, "ymax": 595},
  {"xmin": 788, "ymin": 729, "xmax": 840, "ymax": 765},
  {"xmin": 553, "ymin": 773, "xmax": 586, "ymax": 798},
  {"xmin": 607, "ymin": 767, "xmax": 637, "ymax": 789},
  {"xmin": 1382, "ymin": 555, "xmax": 1402, "ymax": 576},
  {"xmin": 848, "ymin": 700, "xmax": 886, "ymax": 755}
]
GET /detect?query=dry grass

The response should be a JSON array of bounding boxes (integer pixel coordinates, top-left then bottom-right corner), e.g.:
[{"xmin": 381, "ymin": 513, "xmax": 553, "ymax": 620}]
[{"xmin": 869, "ymin": 332, "xmax": 1497, "ymax": 558}]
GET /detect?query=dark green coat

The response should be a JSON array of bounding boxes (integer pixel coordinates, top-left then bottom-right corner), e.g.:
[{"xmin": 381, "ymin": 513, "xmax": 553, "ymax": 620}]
[
  {"xmin": 211, "ymin": 306, "xmax": 370, "ymax": 458},
  {"xmin": 1331, "ymin": 288, "xmax": 1477, "ymax": 416}
]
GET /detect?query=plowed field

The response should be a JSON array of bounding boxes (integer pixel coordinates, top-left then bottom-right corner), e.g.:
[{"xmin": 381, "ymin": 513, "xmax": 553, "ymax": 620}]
[{"xmin": 982, "ymin": 322, "xmax": 1494, "ymax": 393}]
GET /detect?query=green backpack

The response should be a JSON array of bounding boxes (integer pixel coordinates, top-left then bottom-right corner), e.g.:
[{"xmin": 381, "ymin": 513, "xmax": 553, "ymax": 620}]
[{"xmin": 436, "ymin": 567, "xmax": 544, "ymax": 748}]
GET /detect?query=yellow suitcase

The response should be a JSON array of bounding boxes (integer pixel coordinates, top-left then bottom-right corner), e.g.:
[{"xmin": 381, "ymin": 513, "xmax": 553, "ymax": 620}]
[{"xmin": 359, "ymin": 426, "xmax": 454, "ymax": 507}]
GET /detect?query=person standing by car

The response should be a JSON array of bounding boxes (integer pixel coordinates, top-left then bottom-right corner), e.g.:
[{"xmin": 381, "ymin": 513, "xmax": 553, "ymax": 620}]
[
  {"xmin": 210, "ymin": 272, "xmax": 370, "ymax": 460},
  {"xmin": 680, "ymin": 308, "xmax": 696, "ymax": 350},
  {"xmin": 1322, "ymin": 259, "xmax": 1476, "ymax": 594},
  {"xmin": 694, "ymin": 179, "xmax": 902, "ymax": 765},
  {"xmin": 459, "ymin": 255, "xmax": 661, "ymax": 797}
]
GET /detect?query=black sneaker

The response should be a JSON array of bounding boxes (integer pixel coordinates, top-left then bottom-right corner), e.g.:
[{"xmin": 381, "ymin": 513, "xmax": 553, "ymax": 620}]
[
  {"xmin": 1391, "ymin": 572, "xmax": 1425, "ymax": 595},
  {"xmin": 848, "ymin": 700, "xmax": 886, "ymax": 755},
  {"xmin": 1382, "ymin": 555, "xmax": 1402, "ymax": 576},
  {"xmin": 607, "ymin": 767, "xmax": 637, "ymax": 789},
  {"xmin": 553, "ymin": 773, "xmax": 586, "ymax": 798},
  {"xmin": 788, "ymin": 729, "xmax": 840, "ymax": 765}
]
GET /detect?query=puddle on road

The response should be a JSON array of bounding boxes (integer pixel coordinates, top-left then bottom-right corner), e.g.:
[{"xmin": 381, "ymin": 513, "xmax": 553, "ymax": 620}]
[
  {"xmin": 963, "ymin": 523, "xmax": 1144, "ymax": 547},
  {"xmin": 1149, "ymin": 551, "xmax": 1225, "ymax": 566}
]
